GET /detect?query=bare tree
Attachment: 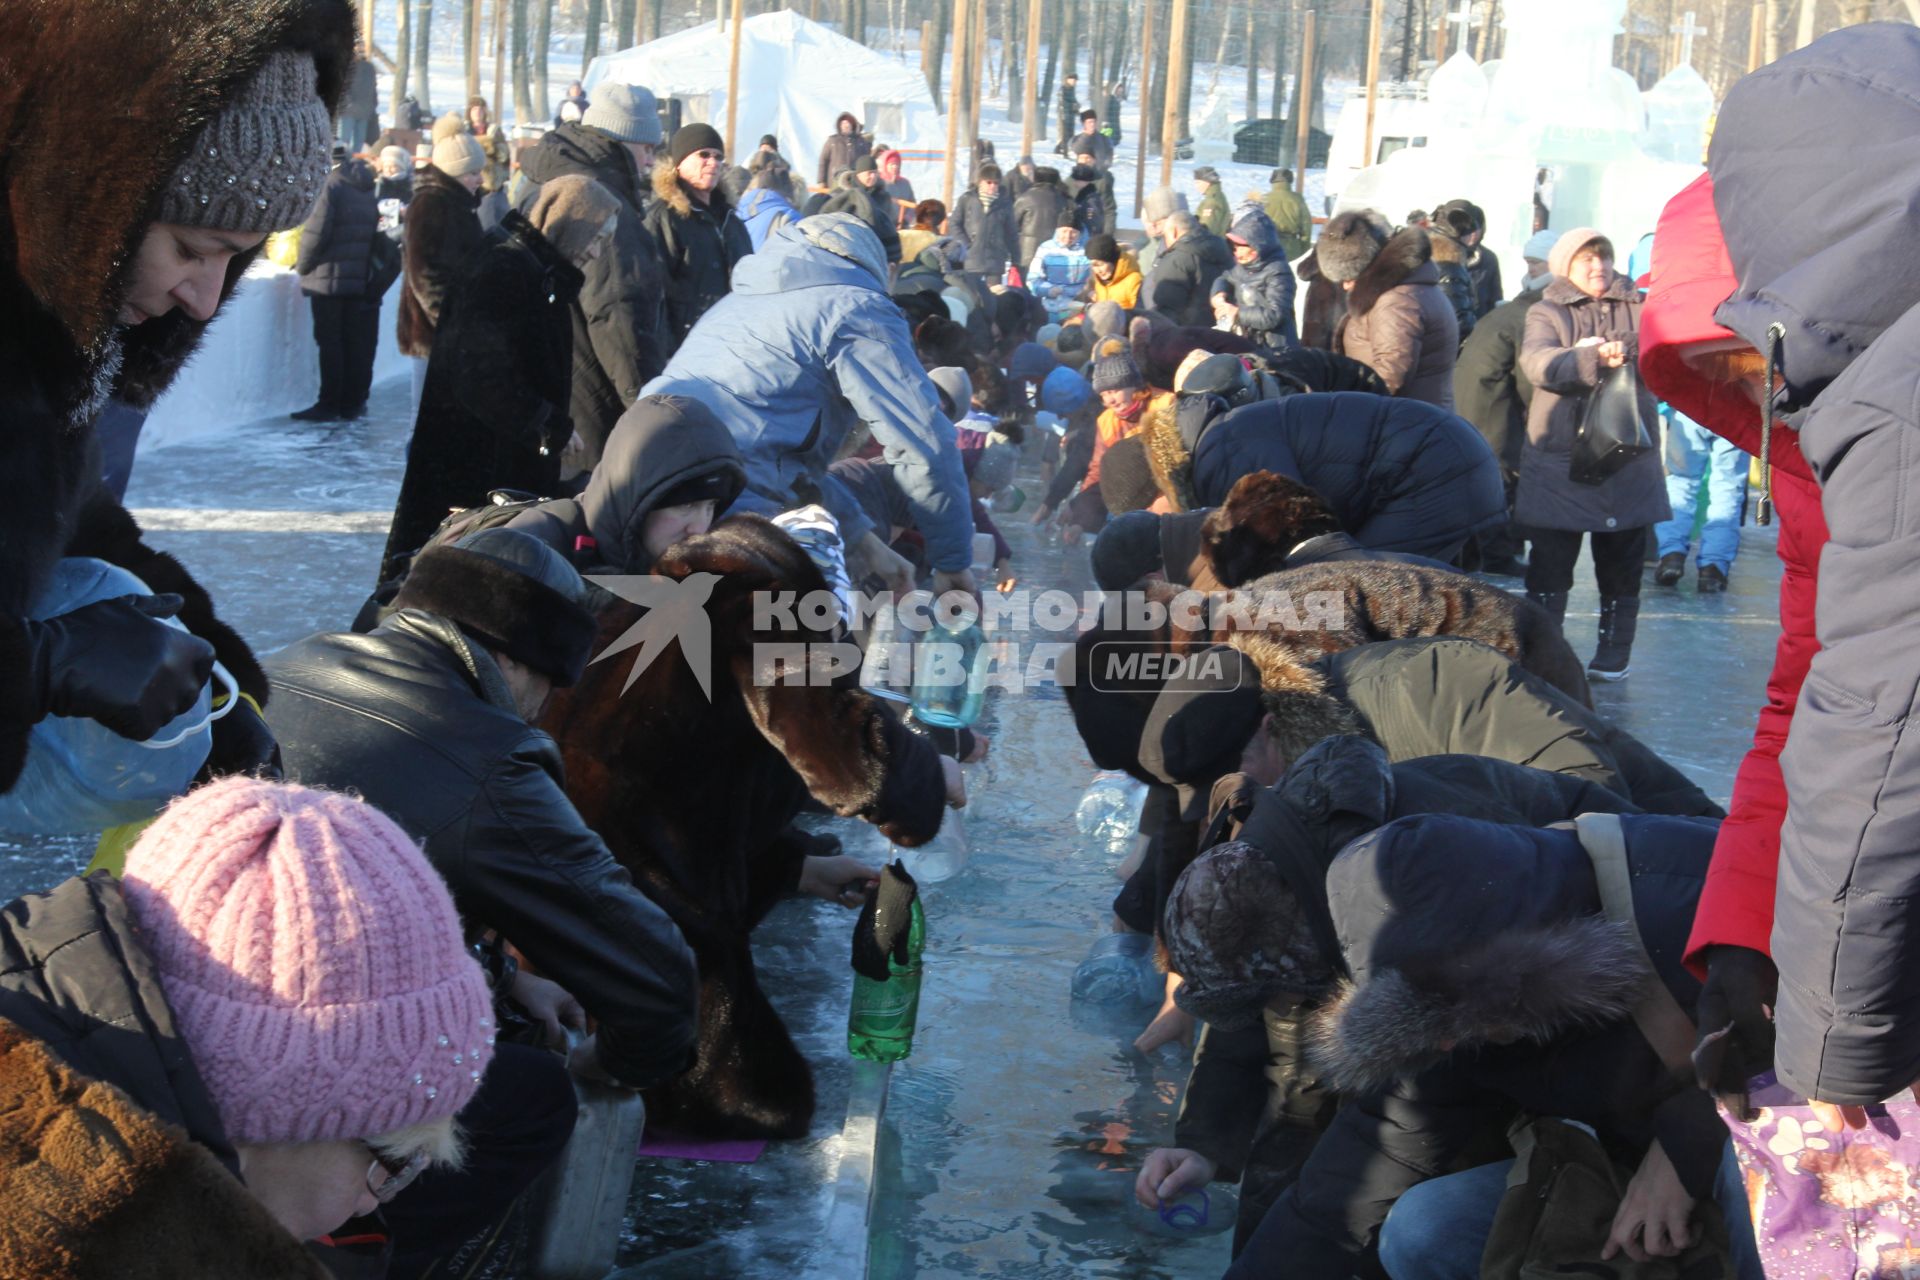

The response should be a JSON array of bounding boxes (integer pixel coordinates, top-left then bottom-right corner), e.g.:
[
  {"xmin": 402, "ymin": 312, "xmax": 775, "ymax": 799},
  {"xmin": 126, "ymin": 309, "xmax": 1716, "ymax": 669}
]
[
  {"xmin": 414, "ymin": 0, "xmax": 434, "ymax": 113},
  {"xmin": 583, "ymin": 0, "xmax": 603, "ymax": 71},
  {"xmin": 512, "ymin": 0, "xmax": 533, "ymax": 125},
  {"xmin": 466, "ymin": 0, "xmax": 482, "ymax": 101},
  {"xmin": 393, "ymin": 0, "xmax": 412, "ymax": 116},
  {"xmin": 534, "ymin": 0, "xmax": 552, "ymax": 122}
]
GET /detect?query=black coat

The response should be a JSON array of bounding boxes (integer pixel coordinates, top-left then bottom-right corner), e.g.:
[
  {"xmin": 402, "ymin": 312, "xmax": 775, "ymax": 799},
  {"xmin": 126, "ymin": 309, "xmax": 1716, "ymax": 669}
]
[
  {"xmin": 383, "ymin": 212, "xmax": 582, "ymax": 570},
  {"xmin": 951, "ymin": 187, "xmax": 1018, "ymax": 277},
  {"xmin": 1428, "ymin": 230, "xmax": 1479, "ymax": 339},
  {"xmin": 1467, "ymin": 244, "xmax": 1503, "ymax": 318},
  {"xmin": 1451, "ymin": 283, "xmax": 1543, "ymax": 476},
  {"xmin": 519, "ymin": 123, "xmax": 672, "ymax": 464},
  {"xmin": 1244, "ymin": 812, "xmax": 1725, "ymax": 1276},
  {"xmin": 1188, "ymin": 393, "xmax": 1507, "ymax": 563},
  {"xmin": 267, "ymin": 610, "xmax": 700, "ymax": 1085},
  {"xmin": 644, "ymin": 162, "xmax": 753, "ymax": 347},
  {"xmin": 398, "ymin": 163, "xmax": 485, "ymax": 357},
  {"xmin": 1013, "ymin": 174, "xmax": 1072, "ymax": 269},
  {"xmin": 1143, "ymin": 225, "xmax": 1236, "ymax": 327},
  {"xmin": 295, "ymin": 159, "xmax": 379, "ymax": 296},
  {"xmin": 1067, "ymin": 166, "xmax": 1117, "ymax": 238},
  {"xmin": 819, "ymin": 175, "xmax": 903, "ymax": 264}
]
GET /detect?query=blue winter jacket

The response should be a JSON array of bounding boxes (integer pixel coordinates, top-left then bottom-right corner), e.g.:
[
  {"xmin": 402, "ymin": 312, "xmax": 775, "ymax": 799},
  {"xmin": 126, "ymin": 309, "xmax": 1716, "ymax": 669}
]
[
  {"xmin": 643, "ymin": 215, "xmax": 974, "ymax": 570},
  {"xmin": 1209, "ymin": 207, "xmax": 1297, "ymax": 347},
  {"xmin": 1710, "ymin": 23, "xmax": 1920, "ymax": 1105},
  {"xmin": 1189, "ymin": 393, "xmax": 1505, "ymax": 563},
  {"xmin": 737, "ymin": 186, "xmax": 801, "ymax": 253}
]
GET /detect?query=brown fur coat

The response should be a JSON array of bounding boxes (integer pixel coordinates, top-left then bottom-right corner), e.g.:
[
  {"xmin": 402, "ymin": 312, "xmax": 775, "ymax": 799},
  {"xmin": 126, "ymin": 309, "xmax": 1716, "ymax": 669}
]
[
  {"xmin": 543, "ymin": 516, "xmax": 946, "ymax": 1138},
  {"xmin": 0, "ymin": 1020, "xmax": 326, "ymax": 1278}
]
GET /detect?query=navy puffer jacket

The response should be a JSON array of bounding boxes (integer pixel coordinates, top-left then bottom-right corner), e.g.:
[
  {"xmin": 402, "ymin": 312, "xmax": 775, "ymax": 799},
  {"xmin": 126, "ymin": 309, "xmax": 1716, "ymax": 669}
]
[
  {"xmin": 1210, "ymin": 207, "xmax": 1297, "ymax": 347},
  {"xmin": 295, "ymin": 159, "xmax": 379, "ymax": 296},
  {"xmin": 1189, "ymin": 393, "xmax": 1505, "ymax": 562},
  {"xmin": 1711, "ymin": 23, "xmax": 1920, "ymax": 1105}
]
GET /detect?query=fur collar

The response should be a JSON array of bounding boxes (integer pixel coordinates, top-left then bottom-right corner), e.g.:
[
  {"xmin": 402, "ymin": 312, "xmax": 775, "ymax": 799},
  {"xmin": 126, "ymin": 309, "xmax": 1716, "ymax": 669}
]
[
  {"xmin": 1428, "ymin": 229, "xmax": 1466, "ymax": 265},
  {"xmin": 0, "ymin": 0, "xmax": 355, "ymax": 417},
  {"xmin": 1347, "ymin": 227, "xmax": 1435, "ymax": 318},
  {"xmin": 0, "ymin": 1019, "xmax": 328, "ymax": 1277},
  {"xmin": 1225, "ymin": 631, "xmax": 1375, "ymax": 764},
  {"xmin": 1309, "ymin": 915, "xmax": 1648, "ymax": 1093},
  {"xmin": 1543, "ymin": 273, "xmax": 1639, "ymax": 307},
  {"xmin": 651, "ymin": 160, "xmax": 735, "ymax": 221}
]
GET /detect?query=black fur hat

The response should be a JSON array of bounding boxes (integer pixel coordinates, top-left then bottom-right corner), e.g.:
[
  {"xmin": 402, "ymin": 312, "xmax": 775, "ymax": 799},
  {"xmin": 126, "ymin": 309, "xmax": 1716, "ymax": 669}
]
[
  {"xmin": 393, "ymin": 528, "xmax": 599, "ymax": 686},
  {"xmin": 1316, "ymin": 209, "xmax": 1394, "ymax": 283}
]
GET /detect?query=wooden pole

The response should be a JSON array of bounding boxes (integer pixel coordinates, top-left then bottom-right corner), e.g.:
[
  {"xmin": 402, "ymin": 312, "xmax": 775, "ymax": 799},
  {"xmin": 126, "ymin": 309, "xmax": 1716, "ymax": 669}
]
[
  {"xmin": 725, "ymin": 0, "xmax": 745, "ymax": 155},
  {"xmin": 943, "ymin": 0, "xmax": 968, "ymax": 206},
  {"xmin": 1132, "ymin": 0, "xmax": 1155, "ymax": 217},
  {"xmin": 1363, "ymin": 0, "xmax": 1386, "ymax": 171},
  {"xmin": 492, "ymin": 0, "xmax": 508, "ymax": 123},
  {"xmin": 967, "ymin": 0, "xmax": 986, "ymax": 160},
  {"xmin": 1746, "ymin": 0, "xmax": 1764, "ymax": 70},
  {"xmin": 1158, "ymin": 0, "xmax": 1187, "ymax": 191},
  {"xmin": 1294, "ymin": 7, "xmax": 1314, "ymax": 191},
  {"xmin": 1021, "ymin": 0, "xmax": 1041, "ymax": 158},
  {"xmin": 363, "ymin": 0, "xmax": 378, "ymax": 56}
]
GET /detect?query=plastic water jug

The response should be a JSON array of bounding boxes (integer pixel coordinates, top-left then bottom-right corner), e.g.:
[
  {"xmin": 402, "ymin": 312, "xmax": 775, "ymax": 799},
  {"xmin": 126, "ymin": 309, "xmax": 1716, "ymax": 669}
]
[
  {"xmin": 0, "ymin": 559, "xmax": 231, "ymax": 836},
  {"xmin": 1070, "ymin": 932, "xmax": 1163, "ymax": 1006},
  {"xmin": 526, "ymin": 1034, "xmax": 649, "ymax": 1280},
  {"xmin": 908, "ymin": 608, "xmax": 986, "ymax": 730}
]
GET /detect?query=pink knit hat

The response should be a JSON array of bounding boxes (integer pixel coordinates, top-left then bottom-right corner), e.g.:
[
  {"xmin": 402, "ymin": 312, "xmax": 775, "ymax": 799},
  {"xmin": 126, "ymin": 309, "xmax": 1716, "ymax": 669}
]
[
  {"xmin": 1548, "ymin": 226, "xmax": 1613, "ymax": 280},
  {"xmin": 120, "ymin": 778, "xmax": 495, "ymax": 1146}
]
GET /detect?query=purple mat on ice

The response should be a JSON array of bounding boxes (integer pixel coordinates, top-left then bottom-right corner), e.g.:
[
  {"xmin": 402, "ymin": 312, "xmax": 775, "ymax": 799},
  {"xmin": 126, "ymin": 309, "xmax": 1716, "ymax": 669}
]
[{"xmin": 636, "ymin": 1128, "xmax": 769, "ymax": 1163}]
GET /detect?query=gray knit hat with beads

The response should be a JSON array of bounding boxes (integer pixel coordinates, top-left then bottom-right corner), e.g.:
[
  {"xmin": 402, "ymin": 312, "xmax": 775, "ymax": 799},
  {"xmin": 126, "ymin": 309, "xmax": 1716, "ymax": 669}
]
[{"xmin": 160, "ymin": 51, "xmax": 334, "ymax": 234}]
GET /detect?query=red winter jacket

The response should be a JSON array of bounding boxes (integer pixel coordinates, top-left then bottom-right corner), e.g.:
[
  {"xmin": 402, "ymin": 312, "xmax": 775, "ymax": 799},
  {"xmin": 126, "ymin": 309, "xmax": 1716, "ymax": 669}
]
[{"xmin": 1640, "ymin": 173, "xmax": 1829, "ymax": 975}]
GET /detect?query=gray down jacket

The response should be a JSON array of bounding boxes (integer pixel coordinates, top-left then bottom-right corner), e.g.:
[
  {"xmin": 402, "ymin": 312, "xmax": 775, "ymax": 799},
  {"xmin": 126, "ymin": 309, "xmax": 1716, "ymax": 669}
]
[
  {"xmin": 1209, "ymin": 207, "xmax": 1297, "ymax": 347},
  {"xmin": 1713, "ymin": 22, "xmax": 1920, "ymax": 1105}
]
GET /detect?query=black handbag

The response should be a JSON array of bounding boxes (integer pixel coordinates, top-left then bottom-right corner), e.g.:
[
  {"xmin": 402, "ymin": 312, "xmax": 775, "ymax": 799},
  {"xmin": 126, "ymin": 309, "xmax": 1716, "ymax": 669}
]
[
  {"xmin": 366, "ymin": 230, "xmax": 403, "ymax": 299},
  {"xmin": 1569, "ymin": 360, "xmax": 1654, "ymax": 485}
]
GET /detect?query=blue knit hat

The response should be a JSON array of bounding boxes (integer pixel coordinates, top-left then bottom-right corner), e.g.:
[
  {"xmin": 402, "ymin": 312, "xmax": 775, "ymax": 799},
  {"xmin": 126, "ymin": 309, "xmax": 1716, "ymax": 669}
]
[{"xmin": 1040, "ymin": 366, "xmax": 1092, "ymax": 415}]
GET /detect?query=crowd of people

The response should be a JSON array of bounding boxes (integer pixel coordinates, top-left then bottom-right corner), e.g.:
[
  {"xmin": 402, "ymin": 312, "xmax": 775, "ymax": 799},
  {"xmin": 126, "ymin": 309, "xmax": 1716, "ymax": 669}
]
[{"xmin": 3, "ymin": 0, "xmax": 1919, "ymax": 1275}]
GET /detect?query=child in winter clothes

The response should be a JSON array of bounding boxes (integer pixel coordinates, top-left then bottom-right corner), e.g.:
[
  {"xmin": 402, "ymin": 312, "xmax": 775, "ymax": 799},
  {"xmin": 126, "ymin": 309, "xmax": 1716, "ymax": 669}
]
[{"xmin": 1027, "ymin": 223, "xmax": 1093, "ymax": 323}]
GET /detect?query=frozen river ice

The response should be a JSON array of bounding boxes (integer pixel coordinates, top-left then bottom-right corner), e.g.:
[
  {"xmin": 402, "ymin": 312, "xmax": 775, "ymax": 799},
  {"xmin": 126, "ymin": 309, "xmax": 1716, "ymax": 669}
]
[{"xmin": 2, "ymin": 377, "xmax": 1783, "ymax": 1277}]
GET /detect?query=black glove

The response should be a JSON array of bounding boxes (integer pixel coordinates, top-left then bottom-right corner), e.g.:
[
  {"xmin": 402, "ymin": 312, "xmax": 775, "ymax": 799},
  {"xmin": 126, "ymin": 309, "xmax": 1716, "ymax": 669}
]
[
  {"xmin": 851, "ymin": 861, "xmax": 919, "ymax": 982},
  {"xmin": 27, "ymin": 594, "xmax": 216, "ymax": 741},
  {"xmin": 195, "ymin": 696, "xmax": 282, "ymax": 782},
  {"xmin": 1692, "ymin": 944, "xmax": 1778, "ymax": 1117}
]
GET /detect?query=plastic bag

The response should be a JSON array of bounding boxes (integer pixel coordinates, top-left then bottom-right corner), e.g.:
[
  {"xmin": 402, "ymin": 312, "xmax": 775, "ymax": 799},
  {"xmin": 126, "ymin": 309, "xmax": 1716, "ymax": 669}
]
[{"xmin": 0, "ymin": 559, "xmax": 229, "ymax": 836}]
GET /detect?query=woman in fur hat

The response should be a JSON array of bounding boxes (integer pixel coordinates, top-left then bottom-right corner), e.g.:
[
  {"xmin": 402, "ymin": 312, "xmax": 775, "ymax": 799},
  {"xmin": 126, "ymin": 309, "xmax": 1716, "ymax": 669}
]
[
  {"xmin": 1317, "ymin": 209, "xmax": 1460, "ymax": 409},
  {"xmin": 0, "ymin": 0, "xmax": 356, "ymax": 805},
  {"xmin": 381, "ymin": 174, "xmax": 622, "ymax": 578}
]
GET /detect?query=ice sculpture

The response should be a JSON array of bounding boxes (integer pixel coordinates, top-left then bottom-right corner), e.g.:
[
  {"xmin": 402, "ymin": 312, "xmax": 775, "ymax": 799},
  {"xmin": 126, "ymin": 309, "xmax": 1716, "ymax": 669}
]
[{"xmin": 1333, "ymin": 0, "xmax": 1705, "ymax": 298}]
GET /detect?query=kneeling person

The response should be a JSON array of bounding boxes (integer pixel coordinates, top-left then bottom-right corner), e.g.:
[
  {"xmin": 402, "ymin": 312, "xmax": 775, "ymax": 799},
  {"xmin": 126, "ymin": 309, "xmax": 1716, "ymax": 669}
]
[{"xmin": 267, "ymin": 528, "xmax": 700, "ymax": 1094}]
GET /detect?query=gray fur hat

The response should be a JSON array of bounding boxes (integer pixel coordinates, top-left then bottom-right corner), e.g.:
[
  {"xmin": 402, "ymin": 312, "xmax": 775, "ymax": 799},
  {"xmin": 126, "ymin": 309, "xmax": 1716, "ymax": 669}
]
[
  {"xmin": 1142, "ymin": 186, "xmax": 1186, "ymax": 222},
  {"xmin": 583, "ymin": 82, "xmax": 664, "ymax": 144},
  {"xmin": 160, "ymin": 51, "xmax": 333, "ymax": 234},
  {"xmin": 1316, "ymin": 209, "xmax": 1394, "ymax": 283}
]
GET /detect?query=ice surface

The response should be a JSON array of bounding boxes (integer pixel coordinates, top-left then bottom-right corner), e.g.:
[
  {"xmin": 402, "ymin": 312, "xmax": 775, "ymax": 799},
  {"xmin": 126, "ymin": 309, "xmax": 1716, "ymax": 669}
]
[{"xmin": 0, "ymin": 376, "xmax": 1785, "ymax": 1276}]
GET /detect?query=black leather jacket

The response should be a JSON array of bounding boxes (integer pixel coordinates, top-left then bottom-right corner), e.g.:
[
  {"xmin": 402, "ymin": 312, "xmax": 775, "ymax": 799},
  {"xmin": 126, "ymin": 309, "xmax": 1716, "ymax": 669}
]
[{"xmin": 265, "ymin": 610, "xmax": 699, "ymax": 1086}]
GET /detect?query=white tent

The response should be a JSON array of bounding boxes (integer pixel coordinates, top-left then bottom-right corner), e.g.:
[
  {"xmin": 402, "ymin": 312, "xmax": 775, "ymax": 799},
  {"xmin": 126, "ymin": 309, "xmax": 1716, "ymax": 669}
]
[{"xmin": 584, "ymin": 12, "xmax": 948, "ymax": 188}]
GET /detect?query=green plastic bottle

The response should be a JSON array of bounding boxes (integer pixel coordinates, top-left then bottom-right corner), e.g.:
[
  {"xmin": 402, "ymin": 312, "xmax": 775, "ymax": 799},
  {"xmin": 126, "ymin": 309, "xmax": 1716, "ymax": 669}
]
[{"xmin": 847, "ymin": 895, "xmax": 926, "ymax": 1062}]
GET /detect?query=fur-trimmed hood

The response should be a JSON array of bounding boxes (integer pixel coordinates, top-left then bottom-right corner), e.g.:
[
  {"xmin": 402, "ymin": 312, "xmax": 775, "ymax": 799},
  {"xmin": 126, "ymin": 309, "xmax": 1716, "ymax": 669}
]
[
  {"xmin": 651, "ymin": 157, "xmax": 737, "ymax": 221},
  {"xmin": 1310, "ymin": 813, "xmax": 1683, "ymax": 1094},
  {"xmin": 0, "ymin": 0, "xmax": 356, "ymax": 416},
  {"xmin": 1347, "ymin": 227, "xmax": 1438, "ymax": 318}
]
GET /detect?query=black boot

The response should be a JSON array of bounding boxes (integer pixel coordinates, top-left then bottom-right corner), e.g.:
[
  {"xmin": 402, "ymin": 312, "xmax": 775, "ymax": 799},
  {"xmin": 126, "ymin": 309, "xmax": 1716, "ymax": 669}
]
[
  {"xmin": 1525, "ymin": 590, "xmax": 1569, "ymax": 632},
  {"xmin": 1655, "ymin": 552, "xmax": 1686, "ymax": 586},
  {"xmin": 1589, "ymin": 595, "xmax": 1641, "ymax": 682}
]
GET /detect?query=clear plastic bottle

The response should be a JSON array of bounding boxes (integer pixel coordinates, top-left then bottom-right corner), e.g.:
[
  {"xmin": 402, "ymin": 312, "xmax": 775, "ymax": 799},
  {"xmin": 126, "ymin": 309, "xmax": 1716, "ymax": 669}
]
[
  {"xmin": 847, "ymin": 893, "xmax": 927, "ymax": 1063},
  {"xmin": 1069, "ymin": 932, "xmax": 1163, "ymax": 1006},
  {"xmin": 1074, "ymin": 770, "xmax": 1150, "ymax": 863},
  {"xmin": 893, "ymin": 805, "xmax": 968, "ymax": 885}
]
